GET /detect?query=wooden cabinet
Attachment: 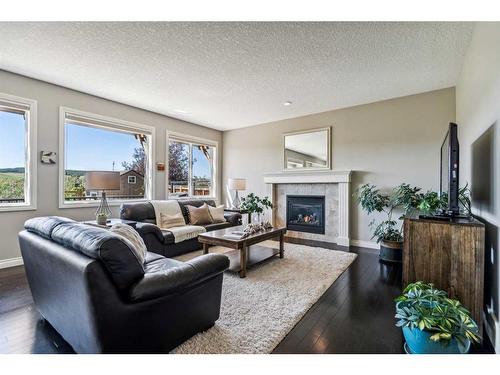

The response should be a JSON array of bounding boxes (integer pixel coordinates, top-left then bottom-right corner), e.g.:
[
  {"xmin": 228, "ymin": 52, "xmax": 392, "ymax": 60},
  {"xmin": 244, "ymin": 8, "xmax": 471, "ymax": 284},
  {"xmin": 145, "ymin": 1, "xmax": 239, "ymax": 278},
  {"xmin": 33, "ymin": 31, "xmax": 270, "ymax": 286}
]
[{"xmin": 403, "ymin": 216, "xmax": 485, "ymax": 332}]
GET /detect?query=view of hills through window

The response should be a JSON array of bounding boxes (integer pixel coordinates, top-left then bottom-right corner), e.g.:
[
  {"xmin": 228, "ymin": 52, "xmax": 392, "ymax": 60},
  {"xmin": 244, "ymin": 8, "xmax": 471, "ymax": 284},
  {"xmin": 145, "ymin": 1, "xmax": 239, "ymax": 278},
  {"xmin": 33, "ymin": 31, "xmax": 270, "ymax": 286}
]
[
  {"xmin": 1, "ymin": 111, "xmax": 215, "ymax": 203},
  {"xmin": 0, "ymin": 110, "xmax": 26, "ymax": 203}
]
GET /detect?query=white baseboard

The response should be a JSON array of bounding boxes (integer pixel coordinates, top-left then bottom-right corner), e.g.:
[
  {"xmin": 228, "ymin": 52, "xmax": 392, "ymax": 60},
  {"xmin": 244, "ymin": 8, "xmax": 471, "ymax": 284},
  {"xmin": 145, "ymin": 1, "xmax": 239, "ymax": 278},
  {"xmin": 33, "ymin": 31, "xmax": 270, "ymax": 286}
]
[
  {"xmin": 0, "ymin": 256, "xmax": 24, "ymax": 269},
  {"xmin": 350, "ymin": 239, "xmax": 380, "ymax": 250},
  {"xmin": 336, "ymin": 236, "xmax": 350, "ymax": 247}
]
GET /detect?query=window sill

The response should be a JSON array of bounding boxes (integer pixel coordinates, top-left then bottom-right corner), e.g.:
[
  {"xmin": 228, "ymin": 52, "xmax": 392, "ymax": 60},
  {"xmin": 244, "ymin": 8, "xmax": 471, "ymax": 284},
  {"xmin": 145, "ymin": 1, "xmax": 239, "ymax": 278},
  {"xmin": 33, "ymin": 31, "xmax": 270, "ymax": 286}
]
[
  {"xmin": 168, "ymin": 196, "xmax": 217, "ymax": 201},
  {"xmin": 0, "ymin": 204, "xmax": 37, "ymax": 213},
  {"xmin": 59, "ymin": 198, "xmax": 149, "ymax": 209}
]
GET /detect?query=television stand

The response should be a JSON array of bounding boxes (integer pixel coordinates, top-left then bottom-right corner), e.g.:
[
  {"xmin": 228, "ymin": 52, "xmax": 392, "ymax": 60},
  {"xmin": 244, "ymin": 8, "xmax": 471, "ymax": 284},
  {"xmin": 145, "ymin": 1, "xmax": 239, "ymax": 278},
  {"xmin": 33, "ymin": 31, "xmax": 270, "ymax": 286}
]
[
  {"xmin": 403, "ymin": 216, "xmax": 485, "ymax": 335},
  {"xmin": 417, "ymin": 213, "xmax": 472, "ymax": 221}
]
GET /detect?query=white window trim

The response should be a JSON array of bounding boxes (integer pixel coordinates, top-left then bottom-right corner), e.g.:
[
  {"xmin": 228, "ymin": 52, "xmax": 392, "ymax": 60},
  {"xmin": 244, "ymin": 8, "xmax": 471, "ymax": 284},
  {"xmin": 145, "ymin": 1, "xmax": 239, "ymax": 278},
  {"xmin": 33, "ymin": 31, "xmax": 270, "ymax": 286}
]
[
  {"xmin": 59, "ymin": 107, "xmax": 155, "ymax": 209},
  {"xmin": 166, "ymin": 131, "xmax": 218, "ymax": 200},
  {"xmin": 128, "ymin": 175, "xmax": 136, "ymax": 184},
  {"xmin": 0, "ymin": 92, "xmax": 37, "ymax": 212}
]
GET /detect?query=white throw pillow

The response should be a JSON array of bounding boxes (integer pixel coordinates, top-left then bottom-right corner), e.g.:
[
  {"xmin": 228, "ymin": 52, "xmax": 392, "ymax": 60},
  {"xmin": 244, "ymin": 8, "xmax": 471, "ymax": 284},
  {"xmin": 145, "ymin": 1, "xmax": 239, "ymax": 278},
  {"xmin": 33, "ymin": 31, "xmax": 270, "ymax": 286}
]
[
  {"xmin": 208, "ymin": 204, "xmax": 226, "ymax": 223},
  {"xmin": 109, "ymin": 223, "xmax": 148, "ymax": 265}
]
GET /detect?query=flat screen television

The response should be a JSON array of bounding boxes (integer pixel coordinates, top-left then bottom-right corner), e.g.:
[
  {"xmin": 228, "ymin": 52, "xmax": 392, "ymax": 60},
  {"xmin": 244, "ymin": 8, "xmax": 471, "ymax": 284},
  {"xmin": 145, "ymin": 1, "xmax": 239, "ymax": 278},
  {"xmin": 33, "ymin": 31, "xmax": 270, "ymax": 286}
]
[{"xmin": 439, "ymin": 122, "xmax": 460, "ymax": 216}]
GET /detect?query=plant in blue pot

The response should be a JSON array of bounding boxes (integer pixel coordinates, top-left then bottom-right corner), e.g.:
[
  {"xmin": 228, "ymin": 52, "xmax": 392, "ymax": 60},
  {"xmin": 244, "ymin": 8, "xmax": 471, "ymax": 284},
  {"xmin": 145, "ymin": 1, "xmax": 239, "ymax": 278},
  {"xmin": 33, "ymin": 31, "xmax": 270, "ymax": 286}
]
[{"xmin": 395, "ymin": 282, "xmax": 480, "ymax": 354}]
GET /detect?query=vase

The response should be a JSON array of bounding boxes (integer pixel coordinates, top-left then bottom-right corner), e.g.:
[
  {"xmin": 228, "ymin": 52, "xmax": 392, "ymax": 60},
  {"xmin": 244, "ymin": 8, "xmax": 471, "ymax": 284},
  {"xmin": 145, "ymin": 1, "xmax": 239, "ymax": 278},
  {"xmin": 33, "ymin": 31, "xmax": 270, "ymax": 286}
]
[
  {"xmin": 252, "ymin": 213, "xmax": 262, "ymax": 224},
  {"xmin": 402, "ymin": 327, "xmax": 470, "ymax": 354}
]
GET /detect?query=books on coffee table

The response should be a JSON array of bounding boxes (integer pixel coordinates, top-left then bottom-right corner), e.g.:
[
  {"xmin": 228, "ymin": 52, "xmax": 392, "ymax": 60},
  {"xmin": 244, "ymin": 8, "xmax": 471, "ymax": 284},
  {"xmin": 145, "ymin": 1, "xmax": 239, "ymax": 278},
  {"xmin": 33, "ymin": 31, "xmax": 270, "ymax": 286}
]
[{"xmin": 223, "ymin": 230, "xmax": 246, "ymax": 240}]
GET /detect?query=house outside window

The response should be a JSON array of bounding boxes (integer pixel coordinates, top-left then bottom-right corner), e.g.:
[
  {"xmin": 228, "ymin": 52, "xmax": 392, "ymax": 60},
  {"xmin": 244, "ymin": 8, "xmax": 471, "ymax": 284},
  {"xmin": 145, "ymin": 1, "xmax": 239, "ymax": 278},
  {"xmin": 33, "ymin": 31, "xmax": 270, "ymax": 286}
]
[
  {"xmin": 59, "ymin": 107, "xmax": 154, "ymax": 208},
  {"xmin": 0, "ymin": 93, "xmax": 37, "ymax": 211},
  {"xmin": 167, "ymin": 133, "xmax": 217, "ymax": 198}
]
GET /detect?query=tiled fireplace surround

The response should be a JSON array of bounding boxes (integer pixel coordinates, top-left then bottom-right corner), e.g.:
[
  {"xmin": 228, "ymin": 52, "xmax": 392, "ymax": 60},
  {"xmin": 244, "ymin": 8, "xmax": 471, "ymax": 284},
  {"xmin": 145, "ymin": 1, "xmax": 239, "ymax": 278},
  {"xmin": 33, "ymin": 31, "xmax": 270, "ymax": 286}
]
[{"xmin": 264, "ymin": 171, "xmax": 352, "ymax": 246}]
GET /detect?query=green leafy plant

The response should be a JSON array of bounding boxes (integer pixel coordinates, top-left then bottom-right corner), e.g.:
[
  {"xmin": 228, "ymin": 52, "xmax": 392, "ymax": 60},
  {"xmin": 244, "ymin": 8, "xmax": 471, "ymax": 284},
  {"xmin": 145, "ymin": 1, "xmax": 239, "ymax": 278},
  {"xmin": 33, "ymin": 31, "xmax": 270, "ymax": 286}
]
[
  {"xmin": 417, "ymin": 191, "xmax": 446, "ymax": 214},
  {"xmin": 356, "ymin": 183, "xmax": 421, "ymax": 243},
  {"xmin": 395, "ymin": 282, "xmax": 480, "ymax": 352},
  {"xmin": 357, "ymin": 182, "xmax": 473, "ymax": 242},
  {"xmin": 240, "ymin": 193, "xmax": 273, "ymax": 215},
  {"xmin": 418, "ymin": 183, "xmax": 471, "ymax": 216},
  {"xmin": 458, "ymin": 184, "xmax": 472, "ymax": 215}
]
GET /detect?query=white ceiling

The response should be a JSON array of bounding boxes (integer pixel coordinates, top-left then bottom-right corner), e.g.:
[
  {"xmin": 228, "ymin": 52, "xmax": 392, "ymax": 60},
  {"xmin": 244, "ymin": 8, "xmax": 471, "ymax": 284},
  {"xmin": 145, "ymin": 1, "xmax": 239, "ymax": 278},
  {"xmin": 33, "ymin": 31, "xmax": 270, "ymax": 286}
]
[{"xmin": 0, "ymin": 22, "xmax": 474, "ymax": 131}]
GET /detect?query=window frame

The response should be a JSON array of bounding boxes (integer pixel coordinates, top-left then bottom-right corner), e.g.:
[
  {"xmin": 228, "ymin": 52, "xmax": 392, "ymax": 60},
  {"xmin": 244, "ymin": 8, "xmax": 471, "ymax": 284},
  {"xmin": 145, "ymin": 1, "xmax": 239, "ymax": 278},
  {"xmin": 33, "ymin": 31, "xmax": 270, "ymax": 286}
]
[
  {"xmin": 59, "ymin": 107, "xmax": 155, "ymax": 209},
  {"xmin": 166, "ymin": 131, "xmax": 218, "ymax": 200},
  {"xmin": 0, "ymin": 92, "xmax": 37, "ymax": 212},
  {"xmin": 127, "ymin": 175, "xmax": 136, "ymax": 184}
]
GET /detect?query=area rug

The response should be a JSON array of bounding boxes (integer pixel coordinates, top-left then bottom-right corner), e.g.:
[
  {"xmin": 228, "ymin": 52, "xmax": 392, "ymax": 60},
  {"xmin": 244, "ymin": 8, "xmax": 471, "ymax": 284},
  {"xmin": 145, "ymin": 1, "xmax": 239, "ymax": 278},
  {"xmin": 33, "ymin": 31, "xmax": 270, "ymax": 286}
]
[{"xmin": 172, "ymin": 241, "xmax": 357, "ymax": 354}]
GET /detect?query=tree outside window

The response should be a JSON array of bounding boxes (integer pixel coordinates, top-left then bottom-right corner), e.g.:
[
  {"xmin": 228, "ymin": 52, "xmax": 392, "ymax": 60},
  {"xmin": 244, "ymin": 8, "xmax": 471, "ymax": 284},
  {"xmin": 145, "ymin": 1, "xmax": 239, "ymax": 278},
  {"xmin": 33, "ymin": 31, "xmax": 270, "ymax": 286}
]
[{"xmin": 168, "ymin": 138, "xmax": 215, "ymax": 197}]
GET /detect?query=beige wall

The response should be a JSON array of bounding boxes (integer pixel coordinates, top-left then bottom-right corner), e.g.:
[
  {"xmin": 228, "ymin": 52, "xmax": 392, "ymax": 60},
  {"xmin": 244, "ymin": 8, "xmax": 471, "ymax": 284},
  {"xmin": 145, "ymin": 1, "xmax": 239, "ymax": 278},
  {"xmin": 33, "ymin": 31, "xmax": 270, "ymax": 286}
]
[
  {"xmin": 0, "ymin": 69, "xmax": 222, "ymax": 262},
  {"xmin": 223, "ymin": 88, "xmax": 456, "ymax": 244},
  {"xmin": 456, "ymin": 22, "xmax": 500, "ymax": 351}
]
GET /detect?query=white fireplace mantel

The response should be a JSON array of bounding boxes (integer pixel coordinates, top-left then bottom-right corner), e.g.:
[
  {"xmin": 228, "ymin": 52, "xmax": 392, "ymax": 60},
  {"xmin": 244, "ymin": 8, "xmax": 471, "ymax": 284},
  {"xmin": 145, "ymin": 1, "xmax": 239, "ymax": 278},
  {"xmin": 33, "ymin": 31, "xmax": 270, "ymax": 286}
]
[
  {"xmin": 264, "ymin": 170, "xmax": 352, "ymax": 247},
  {"xmin": 263, "ymin": 170, "xmax": 351, "ymax": 184}
]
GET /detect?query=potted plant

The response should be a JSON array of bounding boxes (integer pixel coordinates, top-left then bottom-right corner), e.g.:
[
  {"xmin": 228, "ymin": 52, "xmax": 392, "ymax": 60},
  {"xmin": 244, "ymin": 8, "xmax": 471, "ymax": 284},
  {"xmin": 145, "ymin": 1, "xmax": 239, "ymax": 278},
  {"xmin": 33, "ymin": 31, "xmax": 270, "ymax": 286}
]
[
  {"xmin": 356, "ymin": 183, "xmax": 421, "ymax": 262},
  {"xmin": 395, "ymin": 281, "xmax": 480, "ymax": 354},
  {"xmin": 418, "ymin": 183, "xmax": 471, "ymax": 216},
  {"xmin": 240, "ymin": 193, "xmax": 273, "ymax": 223}
]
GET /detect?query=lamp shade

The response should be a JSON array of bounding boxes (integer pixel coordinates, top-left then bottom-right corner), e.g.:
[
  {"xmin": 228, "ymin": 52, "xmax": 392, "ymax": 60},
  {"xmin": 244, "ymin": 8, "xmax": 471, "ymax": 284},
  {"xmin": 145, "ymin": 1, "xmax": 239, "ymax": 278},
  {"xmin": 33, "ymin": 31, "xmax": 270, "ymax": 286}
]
[
  {"xmin": 85, "ymin": 171, "xmax": 120, "ymax": 190},
  {"xmin": 227, "ymin": 178, "xmax": 246, "ymax": 191}
]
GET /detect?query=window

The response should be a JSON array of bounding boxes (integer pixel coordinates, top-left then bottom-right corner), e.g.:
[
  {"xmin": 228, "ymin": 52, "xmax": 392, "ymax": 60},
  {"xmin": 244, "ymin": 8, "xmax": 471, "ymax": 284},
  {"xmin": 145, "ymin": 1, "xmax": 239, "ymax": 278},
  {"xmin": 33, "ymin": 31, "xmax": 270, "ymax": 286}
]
[
  {"xmin": 59, "ymin": 108, "xmax": 154, "ymax": 207},
  {"xmin": 167, "ymin": 133, "xmax": 217, "ymax": 198},
  {"xmin": 0, "ymin": 93, "xmax": 37, "ymax": 211}
]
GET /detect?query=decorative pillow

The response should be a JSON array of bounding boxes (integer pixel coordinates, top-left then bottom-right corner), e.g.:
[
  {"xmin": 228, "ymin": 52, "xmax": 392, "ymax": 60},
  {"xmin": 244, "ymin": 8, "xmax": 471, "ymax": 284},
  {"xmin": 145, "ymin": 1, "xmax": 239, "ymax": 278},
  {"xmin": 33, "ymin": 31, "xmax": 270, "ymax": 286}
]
[
  {"xmin": 159, "ymin": 212, "xmax": 186, "ymax": 229},
  {"xmin": 186, "ymin": 203, "xmax": 213, "ymax": 225},
  {"xmin": 109, "ymin": 223, "xmax": 148, "ymax": 265},
  {"xmin": 208, "ymin": 204, "xmax": 226, "ymax": 223}
]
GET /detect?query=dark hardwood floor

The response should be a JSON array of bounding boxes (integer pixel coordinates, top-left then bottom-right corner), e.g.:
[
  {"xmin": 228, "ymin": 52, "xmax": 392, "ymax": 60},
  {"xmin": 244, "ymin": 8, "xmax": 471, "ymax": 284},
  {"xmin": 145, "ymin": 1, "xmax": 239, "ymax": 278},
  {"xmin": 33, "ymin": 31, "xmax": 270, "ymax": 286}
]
[
  {"xmin": 273, "ymin": 246, "xmax": 405, "ymax": 353},
  {"xmin": 0, "ymin": 245, "xmax": 494, "ymax": 354}
]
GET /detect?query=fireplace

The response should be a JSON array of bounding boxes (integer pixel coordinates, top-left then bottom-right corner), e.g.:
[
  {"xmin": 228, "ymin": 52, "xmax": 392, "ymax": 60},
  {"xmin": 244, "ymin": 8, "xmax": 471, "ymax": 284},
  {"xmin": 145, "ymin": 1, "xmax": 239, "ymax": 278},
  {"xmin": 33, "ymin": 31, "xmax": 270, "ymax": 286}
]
[{"xmin": 286, "ymin": 195, "xmax": 325, "ymax": 234}]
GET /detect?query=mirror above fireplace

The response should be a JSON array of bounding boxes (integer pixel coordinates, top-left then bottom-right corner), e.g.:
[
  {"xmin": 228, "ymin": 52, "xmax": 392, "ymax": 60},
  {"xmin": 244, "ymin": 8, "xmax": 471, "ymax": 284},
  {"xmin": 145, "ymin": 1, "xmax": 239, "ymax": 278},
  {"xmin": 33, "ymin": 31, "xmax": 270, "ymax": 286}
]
[{"xmin": 283, "ymin": 127, "xmax": 331, "ymax": 171}]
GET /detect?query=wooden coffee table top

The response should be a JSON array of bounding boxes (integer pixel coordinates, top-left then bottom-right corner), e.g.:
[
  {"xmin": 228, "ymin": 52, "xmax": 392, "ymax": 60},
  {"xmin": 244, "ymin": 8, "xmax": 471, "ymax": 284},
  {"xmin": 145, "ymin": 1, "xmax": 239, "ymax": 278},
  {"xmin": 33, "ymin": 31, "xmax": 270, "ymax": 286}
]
[
  {"xmin": 199, "ymin": 225, "xmax": 286, "ymax": 277},
  {"xmin": 198, "ymin": 225, "xmax": 286, "ymax": 248}
]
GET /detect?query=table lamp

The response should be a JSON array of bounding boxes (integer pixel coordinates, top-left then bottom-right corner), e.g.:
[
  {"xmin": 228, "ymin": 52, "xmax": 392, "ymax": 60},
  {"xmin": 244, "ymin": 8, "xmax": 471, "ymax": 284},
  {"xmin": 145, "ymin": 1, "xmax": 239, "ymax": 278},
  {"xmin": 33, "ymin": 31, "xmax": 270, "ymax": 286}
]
[
  {"xmin": 228, "ymin": 178, "xmax": 246, "ymax": 208},
  {"xmin": 85, "ymin": 171, "xmax": 121, "ymax": 225}
]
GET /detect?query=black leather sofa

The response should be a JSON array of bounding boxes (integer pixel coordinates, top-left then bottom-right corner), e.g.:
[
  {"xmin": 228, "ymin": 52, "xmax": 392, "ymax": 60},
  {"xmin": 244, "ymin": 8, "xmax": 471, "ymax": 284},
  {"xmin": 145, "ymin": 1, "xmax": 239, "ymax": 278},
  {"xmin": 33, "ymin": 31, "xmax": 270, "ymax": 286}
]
[
  {"xmin": 120, "ymin": 199, "xmax": 242, "ymax": 257},
  {"xmin": 18, "ymin": 216, "xmax": 229, "ymax": 353}
]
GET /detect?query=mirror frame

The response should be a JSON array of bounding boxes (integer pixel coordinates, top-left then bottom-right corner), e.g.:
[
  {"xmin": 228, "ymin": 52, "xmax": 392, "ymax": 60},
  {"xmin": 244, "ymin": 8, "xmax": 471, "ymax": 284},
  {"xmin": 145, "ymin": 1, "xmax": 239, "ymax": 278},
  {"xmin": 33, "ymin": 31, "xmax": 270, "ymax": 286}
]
[{"xmin": 282, "ymin": 126, "xmax": 331, "ymax": 172}]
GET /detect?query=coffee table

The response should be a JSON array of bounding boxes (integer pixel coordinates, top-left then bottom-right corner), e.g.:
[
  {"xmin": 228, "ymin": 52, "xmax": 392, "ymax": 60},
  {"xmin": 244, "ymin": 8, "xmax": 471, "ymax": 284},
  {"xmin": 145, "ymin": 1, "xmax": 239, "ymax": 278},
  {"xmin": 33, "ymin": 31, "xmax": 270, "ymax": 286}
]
[{"xmin": 198, "ymin": 226, "xmax": 286, "ymax": 278}]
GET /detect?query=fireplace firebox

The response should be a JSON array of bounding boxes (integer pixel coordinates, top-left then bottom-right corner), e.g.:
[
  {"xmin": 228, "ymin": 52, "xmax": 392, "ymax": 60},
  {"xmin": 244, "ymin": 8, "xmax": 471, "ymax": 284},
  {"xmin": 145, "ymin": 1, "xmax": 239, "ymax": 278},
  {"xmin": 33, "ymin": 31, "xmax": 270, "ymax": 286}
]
[{"xmin": 286, "ymin": 195, "xmax": 325, "ymax": 234}]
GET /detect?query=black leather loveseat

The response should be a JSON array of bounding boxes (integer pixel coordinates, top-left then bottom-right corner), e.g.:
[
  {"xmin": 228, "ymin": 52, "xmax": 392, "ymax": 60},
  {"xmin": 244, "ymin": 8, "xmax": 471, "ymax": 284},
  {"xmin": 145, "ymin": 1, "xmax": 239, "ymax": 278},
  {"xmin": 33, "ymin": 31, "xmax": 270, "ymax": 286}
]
[
  {"xmin": 18, "ymin": 216, "xmax": 229, "ymax": 353},
  {"xmin": 120, "ymin": 199, "xmax": 241, "ymax": 258}
]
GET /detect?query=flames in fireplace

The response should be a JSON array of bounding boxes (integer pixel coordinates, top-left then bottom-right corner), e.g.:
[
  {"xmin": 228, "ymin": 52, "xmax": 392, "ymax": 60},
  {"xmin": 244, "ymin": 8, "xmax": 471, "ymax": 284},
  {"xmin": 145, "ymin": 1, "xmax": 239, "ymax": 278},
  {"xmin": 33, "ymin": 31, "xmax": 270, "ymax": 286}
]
[{"xmin": 289, "ymin": 212, "xmax": 320, "ymax": 225}]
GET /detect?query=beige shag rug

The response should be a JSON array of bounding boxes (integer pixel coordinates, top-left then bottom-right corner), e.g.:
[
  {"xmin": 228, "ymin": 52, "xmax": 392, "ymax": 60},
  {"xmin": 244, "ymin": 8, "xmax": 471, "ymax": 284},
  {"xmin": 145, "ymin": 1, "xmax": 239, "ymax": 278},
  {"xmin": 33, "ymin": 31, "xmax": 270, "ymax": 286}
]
[{"xmin": 172, "ymin": 240, "xmax": 357, "ymax": 354}]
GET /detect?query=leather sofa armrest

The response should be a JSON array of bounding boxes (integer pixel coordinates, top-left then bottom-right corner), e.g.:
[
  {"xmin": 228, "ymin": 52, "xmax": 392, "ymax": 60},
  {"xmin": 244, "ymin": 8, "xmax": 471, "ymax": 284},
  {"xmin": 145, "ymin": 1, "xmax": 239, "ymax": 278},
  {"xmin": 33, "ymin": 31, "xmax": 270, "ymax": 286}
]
[
  {"xmin": 224, "ymin": 212, "xmax": 242, "ymax": 225},
  {"xmin": 128, "ymin": 254, "xmax": 229, "ymax": 302},
  {"xmin": 134, "ymin": 222, "xmax": 164, "ymax": 243}
]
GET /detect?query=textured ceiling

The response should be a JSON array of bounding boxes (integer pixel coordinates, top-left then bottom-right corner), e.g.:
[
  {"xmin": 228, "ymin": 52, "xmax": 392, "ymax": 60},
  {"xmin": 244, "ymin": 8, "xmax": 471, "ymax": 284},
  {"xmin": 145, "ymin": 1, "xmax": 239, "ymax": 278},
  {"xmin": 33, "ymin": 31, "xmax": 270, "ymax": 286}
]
[{"xmin": 0, "ymin": 22, "xmax": 474, "ymax": 130}]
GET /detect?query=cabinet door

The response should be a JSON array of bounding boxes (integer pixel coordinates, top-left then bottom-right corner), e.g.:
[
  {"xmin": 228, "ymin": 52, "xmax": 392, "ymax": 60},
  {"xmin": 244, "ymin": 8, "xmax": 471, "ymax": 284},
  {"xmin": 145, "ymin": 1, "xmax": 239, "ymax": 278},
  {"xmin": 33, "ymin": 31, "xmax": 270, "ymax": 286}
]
[
  {"xmin": 403, "ymin": 220, "xmax": 452, "ymax": 289},
  {"xmin": 450, "ymin": 224, "xmax": 484, "ymax": 325}
]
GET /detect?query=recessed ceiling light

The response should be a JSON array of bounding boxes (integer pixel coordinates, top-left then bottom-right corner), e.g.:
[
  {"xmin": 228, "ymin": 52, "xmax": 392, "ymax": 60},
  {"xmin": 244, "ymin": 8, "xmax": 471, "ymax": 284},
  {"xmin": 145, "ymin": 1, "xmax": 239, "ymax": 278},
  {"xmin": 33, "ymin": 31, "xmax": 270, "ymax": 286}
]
[{"xmin": 283, "ymin": 101, "xmax": 292, "ymax": 106}]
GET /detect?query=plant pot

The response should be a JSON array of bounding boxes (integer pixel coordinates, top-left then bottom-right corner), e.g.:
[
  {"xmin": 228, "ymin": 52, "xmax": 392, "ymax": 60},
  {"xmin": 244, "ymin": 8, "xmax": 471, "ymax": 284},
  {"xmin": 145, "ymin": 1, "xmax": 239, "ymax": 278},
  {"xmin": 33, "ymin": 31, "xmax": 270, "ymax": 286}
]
[
  {"xmin": 402, "ymin": 327, "xmax": 470, "ymax": 354},
  {"xmin": 379, "ymin": 240, "xmax": 402, "ymax": 263}
]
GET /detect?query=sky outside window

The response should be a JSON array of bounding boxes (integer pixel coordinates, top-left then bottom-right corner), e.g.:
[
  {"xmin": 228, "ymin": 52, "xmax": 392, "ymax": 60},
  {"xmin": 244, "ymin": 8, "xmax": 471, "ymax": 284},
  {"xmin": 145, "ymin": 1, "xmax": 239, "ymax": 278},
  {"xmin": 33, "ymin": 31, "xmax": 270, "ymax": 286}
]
[
  {"xmin": 0, "ymin": 111, "xmax": 26, "ymax": 169},
  {"xmin": 192, "ymin": 145, "xmax": 212, "ymax": 179},
  {"xmin": 65, "ymin": 123, "xmax": 140, "ymax": 171}
]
